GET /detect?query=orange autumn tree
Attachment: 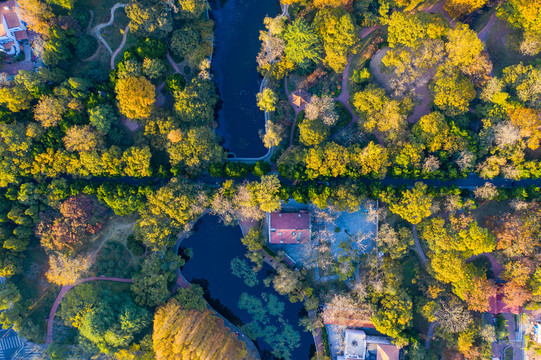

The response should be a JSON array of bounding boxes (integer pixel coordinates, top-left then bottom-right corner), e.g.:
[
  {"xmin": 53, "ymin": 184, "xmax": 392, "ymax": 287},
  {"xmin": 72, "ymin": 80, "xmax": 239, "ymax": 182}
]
[{"xmin": 153, "ymin": 299, "xmax": 255, "ymax": 360}]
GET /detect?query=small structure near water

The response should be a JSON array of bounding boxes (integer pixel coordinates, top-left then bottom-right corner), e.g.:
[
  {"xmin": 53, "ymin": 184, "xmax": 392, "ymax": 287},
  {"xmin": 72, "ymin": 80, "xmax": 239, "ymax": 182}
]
[
  {"xmin": 267, "ymin": 211, "xmax": 311, "ymax": 244},
  {"xmin": 335, "ymin": 329, "xmax": 399, "ymax": 360},
  {"xmin": 291, "ymin": 89, "xmax": 310, "ymax": 109}
]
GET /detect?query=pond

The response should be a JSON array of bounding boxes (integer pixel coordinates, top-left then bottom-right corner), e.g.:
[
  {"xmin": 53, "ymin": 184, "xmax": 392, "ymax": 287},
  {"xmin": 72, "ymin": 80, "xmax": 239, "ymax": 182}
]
[
  {"xmin": 210, "ymin": 0, "xmax": 279, "ymax": 158},
  {"xmin": 180, "ymin": 216, "xmax": 314, "ymax": 360}
]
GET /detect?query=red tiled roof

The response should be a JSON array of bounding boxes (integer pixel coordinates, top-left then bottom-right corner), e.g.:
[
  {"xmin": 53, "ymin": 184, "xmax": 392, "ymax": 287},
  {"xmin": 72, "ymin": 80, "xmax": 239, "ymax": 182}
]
[
  {"xmin": 14, "ymin": 29, "xmax": 26, "ymax": 40},
  {"xmin": 269, "ymin": 211, "xmax": 310, "ymax": 244},
  {"xmin": 3, "ymin": 12, "xmax": 18, "ymax": 28},
  {"xmin": 2, "ymin": 40, "xmax": 12, "ymax": 50},
  {"xmin": 377, "ymin": 344, "xmax": 400, "ymax": 360},
  {"xmin": 488, "ymin": 291, "xmax": 522, "ymax": 315}
]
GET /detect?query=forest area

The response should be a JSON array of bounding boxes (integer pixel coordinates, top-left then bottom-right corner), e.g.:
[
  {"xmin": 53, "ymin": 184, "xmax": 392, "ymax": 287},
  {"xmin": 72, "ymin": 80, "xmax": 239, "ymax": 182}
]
[{"xmin": 0, "ymin": 0, "xmax": 539, "ymax": 359}]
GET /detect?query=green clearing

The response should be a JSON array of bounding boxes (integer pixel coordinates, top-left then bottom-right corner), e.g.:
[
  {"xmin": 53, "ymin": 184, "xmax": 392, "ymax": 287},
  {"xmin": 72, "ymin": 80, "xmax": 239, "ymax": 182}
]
[
  {"xmin": 485, "ymin": 19, "xmax": 541, "ymax": 75},
  {"xmin": 101, "ymin": 9, "xmax": 130, "ymax": 51},
  {"xmin": 79, "ymin": 0, "xmax": 119, "ymax": 25}
]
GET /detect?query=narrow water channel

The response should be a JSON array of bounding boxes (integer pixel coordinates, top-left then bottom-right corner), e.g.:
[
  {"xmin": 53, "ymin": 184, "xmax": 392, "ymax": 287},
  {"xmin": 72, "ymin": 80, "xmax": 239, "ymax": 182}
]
[
  {"xmin": 211, "ymin": 0, "xmax": 279, "ymax": 158},
  {"xmin": 179, "ymin": 216, "xmax": 314, "ymax": 360}
]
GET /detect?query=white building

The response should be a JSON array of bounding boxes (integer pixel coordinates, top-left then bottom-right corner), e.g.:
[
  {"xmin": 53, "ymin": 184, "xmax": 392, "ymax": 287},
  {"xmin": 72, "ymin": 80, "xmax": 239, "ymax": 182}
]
[
  {"xmin": 337, "ymin": 329, "xmax": 399, "ymax": 360},
  {"xmin": 0, "ymin": 1, "xmax": 28, "ymax": 56}
]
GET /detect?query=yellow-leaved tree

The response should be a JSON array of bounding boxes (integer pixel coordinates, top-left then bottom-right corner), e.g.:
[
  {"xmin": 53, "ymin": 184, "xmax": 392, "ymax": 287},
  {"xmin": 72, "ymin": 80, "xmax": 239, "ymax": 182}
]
[{"xmin": 115, "ymin": 75, "xmax": 155, "ymax": 119}]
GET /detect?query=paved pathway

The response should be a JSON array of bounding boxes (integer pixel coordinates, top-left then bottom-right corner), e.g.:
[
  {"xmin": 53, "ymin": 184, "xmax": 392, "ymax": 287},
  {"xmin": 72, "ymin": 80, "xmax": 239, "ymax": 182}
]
[
  {"xmin": 45, "ymin": 277, "xmax": 133, "ymax": 345},
  {"xmin": 94, "ymin": 3, "xmax": 127, "ymax": 55},
  {"xmin": 411, "ymin": 225, "xmax": 428, "ymax": 266},
  {"xmin": 110, "ymin": 24, "xmax": 130, "ymax": 69},
  {"xmin": 167, "ymin": 52, "xmax": 181, "ymax": 74},
  {"xmin": 425, "ymin": 322, "xmax": 436, "ymax": 349},
  {"xmin": 477, "ymin": 12, "xmax": 497, "ymax": 43}
]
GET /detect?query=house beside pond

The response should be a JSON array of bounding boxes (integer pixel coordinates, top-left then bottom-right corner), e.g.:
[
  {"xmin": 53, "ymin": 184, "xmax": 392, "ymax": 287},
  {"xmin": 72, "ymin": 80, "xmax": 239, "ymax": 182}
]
[{"xmin": 267, "ymin": 211, "xmax": 311, "ymax": 244}]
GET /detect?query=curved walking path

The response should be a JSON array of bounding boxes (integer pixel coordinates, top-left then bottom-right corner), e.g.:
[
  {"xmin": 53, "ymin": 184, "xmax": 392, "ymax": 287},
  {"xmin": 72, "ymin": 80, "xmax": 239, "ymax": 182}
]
[
  {"xmin": 110, "ymin": 24, "xmax": 130, "ymax": 69},
  {"xmin": 45, "ymin": 277, "xmax": 133, "ymax": 345},
  {"xmin": 411, "ymin": 225, "xmax": 427, "ymax": 266},
  {"xmin": 425, "ymin": 322, "xmax": 436, "ymax": 349},
  {"xmin": 166, "ymin": 52, "xmax": 181, "ymax": 74},
  {"xmin": 94, "ymin": 3, "xmax": 127, "ymax": 55},
  {"xmin": 478, "ymin": 13, "xmax": 497, "ymax": 43}
]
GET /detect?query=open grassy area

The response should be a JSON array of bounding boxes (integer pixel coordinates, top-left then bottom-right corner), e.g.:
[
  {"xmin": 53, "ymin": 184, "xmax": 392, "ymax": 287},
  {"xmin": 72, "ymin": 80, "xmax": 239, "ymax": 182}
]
[
  {"xmin": 79, "ymin": 0, "xmax": 119, "ymax": 25},
  {"xmin": 101, "ymin": 9, "xmax": 130, "ymax": 51},
  {"xmin": 12, "ymin": 242, "xmax": 61, "ymax": 343},
  {"xmin": 486, "ymin": 19, "xmax": 541, "ymax": 75}
]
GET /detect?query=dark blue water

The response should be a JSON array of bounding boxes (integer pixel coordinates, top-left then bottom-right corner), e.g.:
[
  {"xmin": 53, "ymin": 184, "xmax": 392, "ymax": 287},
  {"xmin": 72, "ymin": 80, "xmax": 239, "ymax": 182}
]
[
  {"xmin": 180, "ymin": 216, "xmax": 313, "ymax": 360},
  {"xmin": 211, "ymin": 0, "xmax": 279, "ymax": 158}
]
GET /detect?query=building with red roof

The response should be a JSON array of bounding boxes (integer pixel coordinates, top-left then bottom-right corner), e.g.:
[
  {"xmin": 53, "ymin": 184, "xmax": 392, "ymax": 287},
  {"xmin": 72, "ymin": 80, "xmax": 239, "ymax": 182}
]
[
  {"xmin": 267, "ymin": 211, "xmax": 311, "ymax": 244},
  {"xmin": 0, "ymin": 1, "xmax": 28, "ymax": 56}
]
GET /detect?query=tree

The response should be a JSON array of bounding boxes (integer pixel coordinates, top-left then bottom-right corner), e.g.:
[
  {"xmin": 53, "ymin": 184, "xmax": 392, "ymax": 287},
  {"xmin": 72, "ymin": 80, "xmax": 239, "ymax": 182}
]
[
  {"xmin": 444, "ymin": 0, "xmax": 488, "ymax": 17},
  {"xmin": 445, "ymin": 24, "xmax": 484, "ymax": 70},
  {"xmin": 498, "ymin": 0, "xmax": 541, "ymax": 44},
  {"xmin": 283, "ymin": 19, "xmax": 322, "ymax": 68},
  {"xmin": 174, "ymin": 78, "xmax": 218, "ymax": 125},
  {"xmin": 34, "ymin": 96, "xmax": 65, "ymax": 127},
  {"xmin": 37, "ymin": 196, "xmax": 103, "ymax": 253},
  {"xmin": 178, "ymin": 0, "xmax": 208, "ymax": 19},
  {"xmin": 235, "ymin": 175, "xmax": 282, "ymax": 220},
  {"xmin": 305, "ymin": 142, "xmax": 349, "ymax": 178},
  {"xmin": 60, "ymin": 282, "xmax": 151, "ymax": 353},
  {"xmin": 411, "ymin": 112, "xmax": 462, "ymax": 153},
  {"xmin": 142, "ymin": 58, "xmax": 165, "ymax": 79},
  {"xmin": 170, "ymin": 24, "xmax": 200, "ymax": 60},
  {"xmin": 89, "ymin": 104, "xmax": 116, "ymax": 133},
  {"xmin": 314, "ymin": 7, "xmax": 357, "ymax": 73},
  {"xmin": 115, "ymin": 75, "xmax": 155, "ymax": 119},
  {"xmin": 0, "ymin": 282, "xmax": 20, "ymax": 311},
  {"xmin": 125, "ymin": 0, "xmax": 173, "ymax": 38},
  {"xmin": 304, "ymin": 95, "xmax": 338, "ymax": 126},
  {"xmin": 387, "ymin": 183, "xmax": 433, "ymax": 224},
  {"xmin": 352, "ymin": 84, "xmax": 406, "ymax": 140},
  {"xmin": 18, "ymin": 0, "xmax": 53, "ymax": 35},
  {"xmin": 167, "ymin": 126, "xmax": 224, "ymax": 176},
  {"xmin": 508, "ymin": 107, "xmax": 541, "ymax": 150},
  {"xmin": 45, "ymin": 253, "xmax": 91, "ymax": 286},
  {"xmin": 0, "ymin": 86, "xmax": 33, "ymax": 112},
  {"xmin": 430, "ymin": 65, "xmax": 476, "ymax": 116},
  {"xmin": 272, "ymin": 265, "xmax": 303, "ymax": 302},
  {"xmin": 256, "ymin": 88, "xmax": 278, "ymax": 112},
  {"xmin": 262, "ymin": 121, "xmax": 285, "ymax": 148},
  {"xmin": 174, "ymin": 285, "xmax": 206, "ymax": 312},
  {"xmin": 298, "ymin": 117, "xmax": 329, "ymax": 146},
  {"xmin": 63, "ymin": 125, "xmax": 103, "ymax": 152},
  {"xmin": 371, "ymin": 292, "xmax": 413, "ymax": 347},
  {"xmin": 153, "ymin": 299, "xmax": 252, "ymax": 360},
  {"xmin": 131, "ymin": 254, "xmax": 176, "ymax": 307},
  {"xmin": 387, "ymin": 12, "xmax": 447, "ymax": 49}
]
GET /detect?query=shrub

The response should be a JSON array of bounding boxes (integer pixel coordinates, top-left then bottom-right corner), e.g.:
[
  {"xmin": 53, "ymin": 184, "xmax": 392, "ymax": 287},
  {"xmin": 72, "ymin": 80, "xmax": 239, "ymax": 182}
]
[
  {"xmin": 75, "ymin": 34, "xmax": 98, "ymax": 60},
  {"xmin": 127, "ymin": 234, "xmax": 145, "ymax": 256}
]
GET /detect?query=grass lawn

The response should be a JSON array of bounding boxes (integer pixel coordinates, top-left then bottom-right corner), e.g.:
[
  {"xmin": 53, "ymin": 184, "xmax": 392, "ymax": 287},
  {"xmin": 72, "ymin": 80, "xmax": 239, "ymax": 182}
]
[
  {"xmin": 470, "ymin": 8, "xmax": 496, "ymax": 33},
  {"xmin": 79, "ymin": 0, "xmax": 119, "ymax": 25},
  {"xmin": 101, "ymin": 9, "xmax": 129, "ymax": 51},
  {"xmin": 12, "ymin": 242, "xmax": 61, "ymax": 343},
  {"xmin": 486, "ymin": 19, "xmax": 541, "ymax": 75},
  {"xmin": 471, "ymin": 200, "xmax": 511, "ymax": 227},
  {"xmin": 68, "ymin": 46, "xmax": 110, "ymax": 76}
]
